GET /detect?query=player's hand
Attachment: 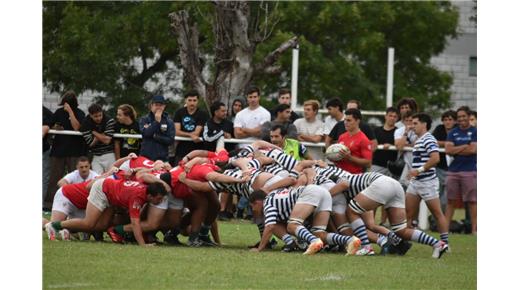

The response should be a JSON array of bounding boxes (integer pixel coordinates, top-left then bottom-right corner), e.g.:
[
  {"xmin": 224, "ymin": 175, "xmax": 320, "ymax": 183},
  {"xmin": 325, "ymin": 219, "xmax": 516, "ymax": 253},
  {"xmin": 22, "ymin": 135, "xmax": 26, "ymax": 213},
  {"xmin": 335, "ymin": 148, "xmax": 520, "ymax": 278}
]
[
  {"xmin": 249, "ymin": 247, "xmax": 260, "ymax": 253},
  {"xmin": 407, "ymin": 169, "xmax": 419, "ymax": 179},
  {"xmin": 339, "ymin": 148, "xmax": 351, "ymax": 160},
  {"xmin": 248, "ymin": 241, "xmax": 260, "ymax": 248},
  {"xmin": 179, "ymin": 172, "xmax": 187, "ymax": 182},
  {"xmin": 315, "ymin": 160, "xmax": 327, "ymax": 168},
  {"xmin": 128, "ymin": 153, "xmax": 138, "ymax": 159}
]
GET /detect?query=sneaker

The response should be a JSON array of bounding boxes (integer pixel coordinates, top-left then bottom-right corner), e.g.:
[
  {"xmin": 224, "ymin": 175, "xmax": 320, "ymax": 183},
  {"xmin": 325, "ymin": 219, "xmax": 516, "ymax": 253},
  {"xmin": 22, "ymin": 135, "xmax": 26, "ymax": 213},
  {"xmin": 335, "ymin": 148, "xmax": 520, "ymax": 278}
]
[
  {"xmin": 355, "ymin": 245, "xmax": 375, "ymax": 256},
  {"xmin": 281, "ymin": 241, "xmax": 299, "ymax": 253},
  {"xmin": 432, "ymin": 241, "xmax": 449, "ymax": 259},
  {"xmin": 380, "ymin": 241, "xmax": 390, "ymax": 256},
  {"xmin": 199, "ymin": 235, "xmax": 219, "ymax": 247},
  {"xmin": 296, "ymin": 239, "xmax": 308, "ymax": 251},
  {"xmin": 303, "ymin": 239, "xmax": 324, "ymax": 255},
  {"xmin": 58, "ymin": 229, "xmax": 71, "ymax": 241},
  {"xmin": 188, "ymin": 237, "xmax": 204, "ymax": 247},
  {"xmin": 217, "ymin": 211, "xmax": 230, "ymax": 221},
  {"xmin": 164, "ymin": 231, "xmax": 184, "ymax": 246},
  {"xmin": 345, "ymin": 237, "xmax": 362, "ymax": 256},
  {"xmin": 92, "ymin": 231, "xmax": 104, "ymax": 241},
  {"xmin": 395, "ymin": 240, "xmax": 413, "ymax": 256},
  {"xmin": 44, "ymin": 222, "xmax": 57, "ymax": 241},
  {"xmin": 107, "ymin": 227, "xmax": 124, "ymax": 244}
]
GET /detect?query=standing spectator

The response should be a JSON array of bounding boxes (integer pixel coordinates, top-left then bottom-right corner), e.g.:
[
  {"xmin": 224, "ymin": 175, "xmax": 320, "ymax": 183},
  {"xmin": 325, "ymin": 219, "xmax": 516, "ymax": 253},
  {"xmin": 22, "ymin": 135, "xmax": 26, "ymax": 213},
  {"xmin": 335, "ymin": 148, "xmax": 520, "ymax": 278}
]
[
  {"xmin": 43, "ymin": 106, "xmax": 54, "ymax": 207},
  {"xmin": 114, "ymin": 104, "xmax": 141, "ymax": 160},
  {"xmin": 57, "ymin": 156, "xmax": 99, "ymax": 187},
  {"xmin": 469, "ymin": 110, "xmax": 477, "ymax": 128},
  {"xmin": 229, "ymin": 98, "xmax": 245, "ymax": 122},
  {"xmin": 293, "ymin": 100, "xmax": 325, "ymax": 160},
  {"xmin": 326, "ymin": 99, "xmax": 377, "ymax": 150},
  {"xmin": 80, "ymin": 104, "xmax": 116, "ymax": 174},
  {"xmin": 270, "ymin": 124, "xmax": 311, "ymax": 160},
  {"xmin": 45, "ymin": 90, "xmax": 87, "ymax": 211},
  {"xmin": 394, "ymin": 111, "xmax": 417, "ymax": 189},
  {"xmin": 260, "ymin": 104, "xmax": 298, "ymax": 141},
  {"xmin": 203, "ymin": 101, "xmax": 234, "ymax": 152},
  {"xmin": 445, "ymin": 106, "xmax": 477, "ymax": 234},
  {"xmin": 233, "ymin": 86, "xmax": 271, "ymax": 148},
  {"xmin": 432, "ymin": 110, "xmax": 457, "ymax": 212},
  {"xmin": 395, "ymin": 97, "xmax": 418, "ymax": 128},
  {"xmin": 371, "ymin": 107, "xmax": 399, "ymax": 176},
  {"xmin": 139, "ymin": 95, "xmax": 175, "ymax": 162},
  {"xmin": 270, "ymin": 88, "xmax": 300, "ymax": 122},
  {"xmin": 334, "ymin": 108, "xmax": 372, "ymax": 174},
  {"xmin": 323, "ymin": 98, "xmax": 344, "ymax": 136},
  {"xmin": 173, "ymin": 91, "xmax": 209, "ymax": 165}
]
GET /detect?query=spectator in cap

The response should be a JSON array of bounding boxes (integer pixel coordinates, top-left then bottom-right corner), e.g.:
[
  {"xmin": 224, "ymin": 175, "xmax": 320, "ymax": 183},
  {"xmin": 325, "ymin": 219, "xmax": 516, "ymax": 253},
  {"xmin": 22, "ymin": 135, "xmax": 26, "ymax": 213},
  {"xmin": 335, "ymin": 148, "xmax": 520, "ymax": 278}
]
[{"xmin": 138, "ymin": 95, "xmax": 175, "ymax": 161}]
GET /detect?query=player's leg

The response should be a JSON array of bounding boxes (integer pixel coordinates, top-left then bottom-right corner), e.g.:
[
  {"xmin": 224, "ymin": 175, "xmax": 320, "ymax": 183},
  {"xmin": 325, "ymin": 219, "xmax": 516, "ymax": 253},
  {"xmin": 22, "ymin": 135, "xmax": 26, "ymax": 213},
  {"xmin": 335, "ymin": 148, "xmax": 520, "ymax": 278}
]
[
  {"xmin": 50, "ymin": 188, "xmax": 70, "ymax": 223},
  {"xmin": 405, "ymin": 182, "xmax": 421, "ymax": 228},
  {"xmin": 346, "ymin": 194, "xmax": 381, "ymax": 255},
  {"xmin": 198, "ymin": 191, "xmax": 220, "ymax": 245},
  {"xmin": 185, "ymin": 191, "xmax": 208, "ymax": 246},
  {"xmin": 425, "ymin": 198, "xmax": 449, "ymax": 245}
]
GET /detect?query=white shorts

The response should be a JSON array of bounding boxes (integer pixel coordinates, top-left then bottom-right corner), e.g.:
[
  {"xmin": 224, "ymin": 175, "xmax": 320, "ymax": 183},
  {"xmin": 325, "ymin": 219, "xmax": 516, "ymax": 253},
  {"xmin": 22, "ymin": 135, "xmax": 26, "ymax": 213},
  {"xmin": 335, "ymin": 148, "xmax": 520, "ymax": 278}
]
[
  {"xmin": 361, "ymin": 176, "xmax": 405, "ymax": 209},
  {"xmin": 52, "ymin": 188, "xmax": 86, "ymax": 219},
  {"xmin": 318, "ymin": 180, "xmax": 346, "ymax": 214},
  {"xmin": 296, "ymin": 184, "xmax": 332, "ymax": 212},
  {"xmin": 152, "ymin": 193, "xmax": 184, "ymax": 210},
  {"xmin": 87, "ymin": 178, "xmax": 110, "ymax": 211},
  {"xmin": 407, "ymin": 178, "xmax": 439, "ymax": 201}
]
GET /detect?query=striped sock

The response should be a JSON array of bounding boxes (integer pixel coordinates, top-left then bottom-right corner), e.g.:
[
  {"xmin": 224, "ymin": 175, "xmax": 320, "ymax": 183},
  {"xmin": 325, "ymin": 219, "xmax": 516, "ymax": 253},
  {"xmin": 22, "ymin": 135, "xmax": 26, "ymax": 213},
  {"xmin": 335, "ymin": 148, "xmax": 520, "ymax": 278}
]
[
  {"xmin": 440, "ymin": 232, "xmax": 449, "ymax": 244},
  {"xmin": 387, "ymin": 231, "xmax": 403, "ymax": 246},
  {"xmin": 351, "ymin": 218, "xmax": 370, "ymax": 246},
  {"xmin": 282, "ymin": 234, "xmax": 295, "ymax": 245},
  {"xmin": 295, "ymin": 225, "xmax": 320, "ymax": 244},
  {"xmin": 326, "ymin": 233, "xmax": 352, "ymax": 246},
  {"xmin": 411, "ymin": 229, "xmax": 440, "ymax": 247}
]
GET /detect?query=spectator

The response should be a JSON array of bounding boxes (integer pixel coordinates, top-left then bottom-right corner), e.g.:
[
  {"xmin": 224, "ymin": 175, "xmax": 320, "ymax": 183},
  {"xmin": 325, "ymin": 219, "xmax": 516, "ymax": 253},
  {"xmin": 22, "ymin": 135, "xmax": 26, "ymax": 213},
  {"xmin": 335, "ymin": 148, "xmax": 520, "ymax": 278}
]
[
  {"xmin": 114, "ymin": 104, "xmax": 141, "ymax": 160},
  {"xmin": 270, "ymin": 124, "xmax": 311, "ymax": 160},
  {"xmin": 203, "ymin": 101, "xmax": 234, "ymax": 152},
  {"xmin": 371, "ymin": 107, "xmax": 399, "ymax": 176},
  {"xmin": 293, "ymin": 100, "xmax": 325, "ymax": 160},
  {"xmin": 173, "ymin": 91, "xmax": 209, "ymax": 165},
  {"xmin": 334, "ymin": 108, "xmax": 372, "ymax": 174},
  {"xmin": 233, "ymin": 86, "xmax": 271, "ymax": 148},
  {"xmin": 260, "ymin": 103, "xmax": 298, "ymax": 141},
  {"xmin": 395, "ymin": 97, "xmax": 418, "ymax": 128},
  {"xmin": 80, "ymin": 103, "xmax": 116, "ymax": 174},
  {"xmin": 323, "ymin": 97, "xmax": 344, "ymax": 136},
  {"xmin": 445, "ymin": 106, "xmax": 477, "ymax": 234},
  {"xmin": 270, "ymin": 88, "xmax": 300, "ymax": 122},
  {"xmin": 326, "ymin": 99, "xmax": 377, "ymax": 151},
  {"xmin": 57, "ymin": 156, "xmax": 99, "ymax": 187},
  {"xmin": 45, "ymin": 90, "xmax": 87, "ymax": 211},
  {"xmin": 431, "ymin": 110, "xmax": 457, "ymax": 212},
  {"xmin": 229, "ymin": 98, "xmax": 245, "ymax": 122},
  {"xmin": 469, "ymin": 110, "xmax": 477, "ymax": 128},
  {"xmin": 394, "ymin": 111, "xmax": 417, "ymax": 189},
  {"xmin": 139, "ymin": 95, "xmax": 175, "ymax": 162},
  {"xmin": 42, "ymin": 106, "xmax": 53, "ymax": 207}
]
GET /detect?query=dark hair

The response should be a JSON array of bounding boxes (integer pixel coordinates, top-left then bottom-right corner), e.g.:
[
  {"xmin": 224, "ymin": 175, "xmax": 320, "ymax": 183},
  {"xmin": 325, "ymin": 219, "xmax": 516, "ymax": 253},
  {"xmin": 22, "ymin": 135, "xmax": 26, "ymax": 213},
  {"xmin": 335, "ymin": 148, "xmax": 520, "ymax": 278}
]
[
  {"xmin": 247, "ymin": 86, "xmax": 260, "ymax": 96},
  {"xmin": 326, "ymin": 98, "xmax": 344, "ymax": 112},
  {"xmin": 146, "ymin": 182, "xmax": 168, "ymax": 197},
  {"xmin": 396, "ymin": 97, "xmax": 418, "ymax": 113},
  {"xmin": 249, "ymin": 189, "xmax": 267, "ymax": 203},
  {"xmin": 271, "ymin": 124, "xmax": 288, "ymax": 137},
  {"xmin": 274, "ymin": 104, "xmax": 291, "ymax": 116},
  {"xmin": 278, "ymin": 88, "xmax": 291, "ymax": 96},
  {"xmin": 117, "ymin": 104, "xmax": 137, "ymax": 122},
  {"xmin": 469, "ymin": 110, "xmax": 477, "ymax": 118},
  {"xmin": 412, "ymin": 112, "xmax": 432, "ymax": 130},
  {"xmin": 344, "ymin": 108, "xmax": 362, "ymax": 121},
  {"xmin": 347, "ymin": 99, "xmax": 361, "ymax": 109},
  {"xmin": 88, "ymin": 103, "xmax": 103, "ymax": 115},
  {"xmin": 456, "ymin": 106, "xmax": 471, "ymax": 115},
  {"xmin": 77, "ymin": 156, "xmax": 90, "ymax": 164},
  {"xmin": 210, "ymin": 101, "xmax": 226, "ymax": 117},
  {"xmin": 184, "ymin": 90, "xmax": 199, "ymax": 99},
  {"xmin": 385, "ymin": 107, "xmax": 398, "ymax": 114},
  {"xmin": 441, "ymin": 110, "xmax": 457, "ymax": 120},
  {"xmin": 59, "ymin": 90, "xmax": 78, "ymax": 109},
  {"xmin": 231, "ymin": 98, "xmax": 245, "ymax": 116}
]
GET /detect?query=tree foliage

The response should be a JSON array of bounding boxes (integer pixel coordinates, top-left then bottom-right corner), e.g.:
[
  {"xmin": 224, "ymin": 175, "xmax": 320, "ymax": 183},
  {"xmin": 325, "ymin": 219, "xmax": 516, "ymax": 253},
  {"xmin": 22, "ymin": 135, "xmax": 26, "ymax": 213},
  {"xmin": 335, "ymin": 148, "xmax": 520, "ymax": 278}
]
[{"xmin": 43, "ymin": 1, "xmax": 459, "ymax": 114}]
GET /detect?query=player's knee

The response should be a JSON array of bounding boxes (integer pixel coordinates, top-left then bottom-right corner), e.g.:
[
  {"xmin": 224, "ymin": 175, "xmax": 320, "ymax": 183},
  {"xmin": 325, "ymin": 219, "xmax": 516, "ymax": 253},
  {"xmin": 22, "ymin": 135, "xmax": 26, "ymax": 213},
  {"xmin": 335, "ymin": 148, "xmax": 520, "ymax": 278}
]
[
  {"xmin": 348, "ymin": 199, "xmax": 366, "ymax": 215},
  {"xmin": 391, "ymin": 220, "xmax": 408, "ymax": 233}
]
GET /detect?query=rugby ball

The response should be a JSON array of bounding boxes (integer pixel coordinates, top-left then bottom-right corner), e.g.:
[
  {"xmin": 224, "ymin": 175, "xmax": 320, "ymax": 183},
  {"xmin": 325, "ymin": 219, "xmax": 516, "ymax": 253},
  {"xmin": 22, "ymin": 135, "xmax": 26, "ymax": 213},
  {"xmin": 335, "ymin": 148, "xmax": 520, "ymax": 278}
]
[{"xmin": 325, "ymin": 143, "xmax": 349, "ymax": 162}]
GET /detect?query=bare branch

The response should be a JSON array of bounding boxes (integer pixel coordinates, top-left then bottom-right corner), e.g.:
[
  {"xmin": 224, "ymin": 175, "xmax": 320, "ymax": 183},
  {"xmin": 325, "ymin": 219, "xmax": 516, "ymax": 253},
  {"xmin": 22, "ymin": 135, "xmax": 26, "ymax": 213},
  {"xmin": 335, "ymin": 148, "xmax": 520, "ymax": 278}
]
[{"xmin": 254, "ymin": 36, "xmax": 298, "ymax": 74}]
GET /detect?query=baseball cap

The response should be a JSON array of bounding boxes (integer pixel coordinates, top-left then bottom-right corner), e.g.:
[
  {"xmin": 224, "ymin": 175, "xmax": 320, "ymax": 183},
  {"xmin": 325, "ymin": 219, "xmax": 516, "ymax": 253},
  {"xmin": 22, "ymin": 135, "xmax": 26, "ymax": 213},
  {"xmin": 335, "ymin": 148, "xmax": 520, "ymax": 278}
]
[{"xmin": 151, "ymin": 95, "xmax": 166, "ymax": 104}]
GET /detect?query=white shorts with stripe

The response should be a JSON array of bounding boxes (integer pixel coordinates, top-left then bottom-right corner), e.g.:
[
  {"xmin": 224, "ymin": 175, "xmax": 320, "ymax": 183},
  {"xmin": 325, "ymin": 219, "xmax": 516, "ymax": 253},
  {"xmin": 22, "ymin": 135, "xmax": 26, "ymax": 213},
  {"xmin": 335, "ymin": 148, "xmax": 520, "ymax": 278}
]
[
  {"xmin": 52, "ymin": 188, "xmax": 86, "ymax": 219},
  {"xmin": 296, "ymin": 184, "xmax": 332, "ymax": 212},
  {"xmin": 406, "ymin": 178, "xmax": 439, "ymax": 201},
  {"xmin": 361, "ymin": 175, "xmax": 405, "ymax": 209}
]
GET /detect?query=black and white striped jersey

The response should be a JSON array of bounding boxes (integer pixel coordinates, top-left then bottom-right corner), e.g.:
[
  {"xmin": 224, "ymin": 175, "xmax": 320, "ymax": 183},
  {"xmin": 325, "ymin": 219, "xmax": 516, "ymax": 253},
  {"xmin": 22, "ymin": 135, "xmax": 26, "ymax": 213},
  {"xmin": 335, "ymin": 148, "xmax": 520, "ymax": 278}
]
[
  {"xmin": 208, "ymin": 159, "xmax": 263, "ymax": 199},
  {"xmin": 343, "ymin": 172, "xmax": 384, "ymax": 199},
  {"xmin": 313, "ymin": 165, "xmax": 351, "ymax": 185},
  {"xmin": 263, "ymin": 186, "xmax": 306, "ymax": 226}
]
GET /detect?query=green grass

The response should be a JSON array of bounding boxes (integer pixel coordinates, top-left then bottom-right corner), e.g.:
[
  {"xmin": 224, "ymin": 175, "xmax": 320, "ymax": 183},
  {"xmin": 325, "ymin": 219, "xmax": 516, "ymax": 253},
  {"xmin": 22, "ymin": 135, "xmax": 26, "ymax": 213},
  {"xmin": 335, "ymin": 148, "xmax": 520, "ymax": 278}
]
[{"xmin": 43, "ymin": 218, "xmax": 476, "ymax": 289}]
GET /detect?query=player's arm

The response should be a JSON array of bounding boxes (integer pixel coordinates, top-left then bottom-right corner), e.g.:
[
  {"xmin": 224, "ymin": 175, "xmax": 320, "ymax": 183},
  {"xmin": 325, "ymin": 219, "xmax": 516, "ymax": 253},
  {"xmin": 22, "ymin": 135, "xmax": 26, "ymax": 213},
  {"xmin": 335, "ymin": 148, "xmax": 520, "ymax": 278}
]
[
  {"xmin": 130, "ymin": 216, "xmax": 147, "ymax": 246},
  {"xmin": 408, "ymin": 152, "xmax": 440, "ymax": 178},
  {"xmin": 57, "ymin": 173, "xmax": 73, "ymax": 187},
  {"xmin": 112, "ymin": 153, "xmax": 137, "ymax": 168},
  {"xmin": 178, "ymin": 172, "xmax": 214, "ymax": 193},
  {"xmin": 205, "ymin": 172, "xmax": 248, "ymax": 184},
  {"xmin": 138, "ymin": 173, "xmax": 171, "ymax": 193},
  {"xmin": 252, "ymin": 223, "xmax": 274, "ymax": 252},
  {"xmin": 329, "ymin": 180, "xmax": 350, "ymax": 197},
  {"xmin": 261, "ymin": 176, "xmax": 296, "ymax": 194}
]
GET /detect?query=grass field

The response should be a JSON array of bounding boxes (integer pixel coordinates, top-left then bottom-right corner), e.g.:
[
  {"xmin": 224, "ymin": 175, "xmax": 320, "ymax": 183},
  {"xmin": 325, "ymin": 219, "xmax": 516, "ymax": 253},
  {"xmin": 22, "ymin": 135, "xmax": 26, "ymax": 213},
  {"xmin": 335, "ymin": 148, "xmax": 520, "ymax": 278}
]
[{"xmin": 43, "ymin": 216, "xmax": 476, "ymax": 289}]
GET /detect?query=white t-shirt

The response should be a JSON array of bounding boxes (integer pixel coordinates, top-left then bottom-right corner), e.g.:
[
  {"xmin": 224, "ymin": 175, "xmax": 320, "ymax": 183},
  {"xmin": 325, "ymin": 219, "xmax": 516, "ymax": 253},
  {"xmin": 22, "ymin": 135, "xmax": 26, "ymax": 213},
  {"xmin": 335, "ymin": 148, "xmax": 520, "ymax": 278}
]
[
  {"xmin": 394, "ymin": 127, "xmax": 418, "ymax": 166},
  {"xmin": 293, "ymin": 118, "xmax": 325, "ymax": 137},
  {"xmin": 323, "ymin": 115, "xmax": 344, "ymax": 135},
  {"xmin": 233, "ymin": 106, "xmax": 271, "ymax": 148},
  {"xmin": 63, "ymin": 170, "xmax": 99, "ymax": 184}
]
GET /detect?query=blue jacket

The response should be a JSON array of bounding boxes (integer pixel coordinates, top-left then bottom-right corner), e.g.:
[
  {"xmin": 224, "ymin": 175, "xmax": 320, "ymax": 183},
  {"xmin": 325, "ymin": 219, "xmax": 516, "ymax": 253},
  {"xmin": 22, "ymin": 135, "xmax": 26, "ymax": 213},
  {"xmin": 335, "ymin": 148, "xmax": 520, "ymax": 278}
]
[{"xmin": 138, "ymin": 111, "xmax": 175, "ymax": 161}]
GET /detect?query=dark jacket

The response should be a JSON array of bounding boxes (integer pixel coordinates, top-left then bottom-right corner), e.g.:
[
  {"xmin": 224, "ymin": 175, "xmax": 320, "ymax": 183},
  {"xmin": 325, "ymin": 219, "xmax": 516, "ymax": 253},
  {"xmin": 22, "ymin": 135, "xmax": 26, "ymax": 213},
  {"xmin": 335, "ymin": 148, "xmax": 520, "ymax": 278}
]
[{"xmin": 138, "ymin": 111, "xmax": 175, "ymax": 161}]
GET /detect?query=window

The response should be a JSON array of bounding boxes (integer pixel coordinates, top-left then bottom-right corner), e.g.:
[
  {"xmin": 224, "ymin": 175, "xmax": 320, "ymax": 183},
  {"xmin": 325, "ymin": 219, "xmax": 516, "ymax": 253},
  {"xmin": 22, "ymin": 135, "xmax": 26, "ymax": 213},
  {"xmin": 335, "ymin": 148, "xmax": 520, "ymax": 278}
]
[{"xmin": 469, "ymin": 56, "xmax": 477, "ymax": 77}]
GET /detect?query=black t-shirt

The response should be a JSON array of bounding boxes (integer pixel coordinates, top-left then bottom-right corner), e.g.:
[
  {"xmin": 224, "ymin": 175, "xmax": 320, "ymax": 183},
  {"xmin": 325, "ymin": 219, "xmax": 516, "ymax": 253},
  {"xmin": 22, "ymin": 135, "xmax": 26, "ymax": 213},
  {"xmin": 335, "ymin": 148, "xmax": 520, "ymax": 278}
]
[
  {"xmin": 173, "ymin": 107, "xmax": 209, "ymax": 157},
  {"xmin": 432, "ymin": 124, "xmax": 452, "ymax": 170},
  {"xmin": 202, "ymin": 118, "xmax": 234, "ymax": 152},
  {"xmin": 270, "ymin": 109, "xmax": 300, "ymax": 123},
  {"xmin": 372, "ymin": 126, "xmax": 398, "ymax": 167},
  {"xmin": 43, "ymin": 106, "xmax": 53, "ymax": 152},
  {"xmin": 328, "ymin": 120, "xmax": 375, "ymax": 142},
  {"xmin": 114, "ymin": 121, "xmax": 141, "ymax": 158},
  {"xmin": 50, "ymin": 107, "xmax": 87, "ymax": 157}
]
